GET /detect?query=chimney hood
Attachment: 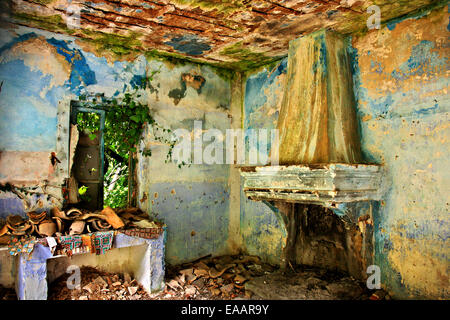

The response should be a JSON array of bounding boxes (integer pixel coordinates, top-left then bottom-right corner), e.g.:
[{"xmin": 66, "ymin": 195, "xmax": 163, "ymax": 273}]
[
  {"xmin": 240, "ymin": 30, "xmax": 383, "ymax": 277},
  {"xmin": 241, "ymin": 29, "xmax": 382, "ymax": 208}
]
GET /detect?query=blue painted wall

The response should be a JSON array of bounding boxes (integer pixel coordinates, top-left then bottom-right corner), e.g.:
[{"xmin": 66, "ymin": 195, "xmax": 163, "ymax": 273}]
[
  {"xmin": 351, "ymin": 6, "xmax": 449, "ymax": 299},
  {"xmin": 240, "ymin": 60, "xmax": 288, "ymax": 263},
  {"xmin": 0, "ymin": 24, "xmax": 233, "ymax": 265}
]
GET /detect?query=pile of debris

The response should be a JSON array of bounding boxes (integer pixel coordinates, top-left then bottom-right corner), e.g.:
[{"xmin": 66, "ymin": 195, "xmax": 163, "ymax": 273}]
[
  {"xmin": 44, "ymin": 255, "xmax": 390, "ymax": 301},
  {"xmin": 0, "ymin": 206, "xmax": 160, "ymax": 245},
  {"xmin": 244, "ymin": 265, "xmax": 391, "ymax": 300},
  {"xmin": 48, "ymin": 266, "xmax": 151, "ymax": 300},
  {"xmin": 160, "ymin": 255, "xmax": 390, "ymax": 300},
  {"xmin": 48, "ymin": 255, "xmax": 275, "ymax": 300},
  {"xmin": 160, "ymin": 255, "xmax": 276, "ymax": 300}
]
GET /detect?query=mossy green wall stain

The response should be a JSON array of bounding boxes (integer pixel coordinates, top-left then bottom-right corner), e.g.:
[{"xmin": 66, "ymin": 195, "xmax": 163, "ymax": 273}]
[
  {"xmin": 10, "ymin": 0, "xmax": 446, "ymax": 72},
  {"xmin": 79, "ymin": 29, "xmax": 143, "ymax": 57},
  {"xmin": 220, "ymin": 41, "xmax": 284, "ymax": 72},
  {"xmin": 12, "ymin": 13, "xmax": 76, "ymax": 35},
  {"xmin": 30, "ymin": 0, "xmax": 56, "ymax": 4},
  {"xmin": 171, "ymin": 0, "xmax": 250, "ymax": 16}
]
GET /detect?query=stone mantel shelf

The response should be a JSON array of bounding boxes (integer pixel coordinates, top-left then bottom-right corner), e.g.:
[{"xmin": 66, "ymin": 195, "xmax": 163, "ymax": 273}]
[{"xmin": 240, "ymin": 163, "xmax": 383, "ymax": 206}]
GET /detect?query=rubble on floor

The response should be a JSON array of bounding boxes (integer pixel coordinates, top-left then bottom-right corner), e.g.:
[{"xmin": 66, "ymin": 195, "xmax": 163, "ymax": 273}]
[
  {"xmin": 46, "ymin": 255, "xmax": 390, "ymax": 300},
  {"xmin": 245, "ymin": 265, "xmax": 391, "ymax": 300},
  {"xmin": 163, "ymin": 256, "xmax": 390, "ymax": 300},
  {"xmin": 160, "ymin": 254, "xmax": 277, "ymax": 300},
  {"xmin": 48, "ymin": 266, "xmax": 151, "ymax": 300}
]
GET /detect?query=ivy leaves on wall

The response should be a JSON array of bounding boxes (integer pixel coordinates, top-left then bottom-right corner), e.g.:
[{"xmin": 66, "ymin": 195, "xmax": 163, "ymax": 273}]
[
  {"xmin": 78, "ymin": 71, "xmax": 177, "ymax": 162},
  {"xmin": 76, "ymin": 70, "xmax": 180, "ymax": 208}
]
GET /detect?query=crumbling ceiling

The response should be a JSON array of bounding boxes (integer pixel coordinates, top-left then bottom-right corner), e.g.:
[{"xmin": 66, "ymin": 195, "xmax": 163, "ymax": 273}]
[{"xmin": 2, "ymin": 0, "xmax": 444, "ymax": 71}]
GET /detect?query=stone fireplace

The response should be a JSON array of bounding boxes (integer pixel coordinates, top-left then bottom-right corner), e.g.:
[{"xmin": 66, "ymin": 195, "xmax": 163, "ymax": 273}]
[{"xmin": 240, "ymin": 30, "xmax": 383, "ymax": 280}]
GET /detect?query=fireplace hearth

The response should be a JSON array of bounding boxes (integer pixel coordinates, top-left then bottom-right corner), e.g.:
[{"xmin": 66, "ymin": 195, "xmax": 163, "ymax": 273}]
[{"xmin": 240, "ymin": 30, "xmax": 383, "ymax": 280}]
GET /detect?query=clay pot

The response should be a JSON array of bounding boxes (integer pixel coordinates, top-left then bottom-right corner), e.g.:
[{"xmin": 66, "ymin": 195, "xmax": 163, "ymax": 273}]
[
  {"xmin": 69, "ymin": 220, "xmax": 85, "ymax": 235},
  {"xmin": 51, "ymin": 207, "xmax": 68, "ymax": 220},
  {"xmin": 90, "ymin": 219, "xmax": 111, "ymax": 231},
  {"xmin": 38, "ymin": 220, "xmax": 56, "ymax": 237},
  {"xmin": 66, "ymin": 208, "xmax": 82, "ymax": 219},
  {"xmin": 27, "ymin": 211, "xmax": 46, "ymax": 224},
  {"xmin": 7, "ymin": 219, "xmax": 31, "ymax": 235},
  {"xmin": 6, "ymin": 215, "xmax": 24, "ymax": 227},
  {"xmin": 101, "ymin": 206, "xmax": 124, "ymax": 229},
  {"xmin": 52, "ymin": 217, "xmax": 64, "ymax": 233}
]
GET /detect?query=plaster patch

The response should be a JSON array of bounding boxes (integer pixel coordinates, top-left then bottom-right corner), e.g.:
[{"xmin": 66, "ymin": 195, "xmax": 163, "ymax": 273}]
[
  {"xmin": 388, "ymin": 230, "xmax": 449, "ymax": 298},
  {"xmin": 0, "ymin": 36, "xmax": 71, "ymax": 93}
]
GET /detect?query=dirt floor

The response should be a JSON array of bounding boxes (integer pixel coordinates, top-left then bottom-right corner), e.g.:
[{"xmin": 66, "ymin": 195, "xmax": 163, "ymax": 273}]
[{"xmin": 1, "ymin": 254, "xmax": 390, "ymax": 300}]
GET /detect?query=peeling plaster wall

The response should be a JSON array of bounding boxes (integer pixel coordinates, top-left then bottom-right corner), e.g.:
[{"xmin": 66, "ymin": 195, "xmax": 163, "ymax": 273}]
[
  {"xmin": 0, "ymin": 24, "xmax": 235, "ymax": 267},
  {"xmin": 240, "ymin": 60, "xmax": 287, "ymax": 264},
  {"xmin": 241, "ymin": 5, "xmax": 449, "ymax": 299},
  {"xmin": 351, "ymin": 5, "xmax": 449, "ymax": 299},
  {"xmin": 136, "ymin": 62, "xmax": 233, "ymax": 265}
]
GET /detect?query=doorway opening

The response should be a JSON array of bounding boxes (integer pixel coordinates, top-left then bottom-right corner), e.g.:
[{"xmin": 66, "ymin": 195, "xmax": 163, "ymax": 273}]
[{"xmin": 69, "ymin": 101, "xmax": 132, "ymax": 211}]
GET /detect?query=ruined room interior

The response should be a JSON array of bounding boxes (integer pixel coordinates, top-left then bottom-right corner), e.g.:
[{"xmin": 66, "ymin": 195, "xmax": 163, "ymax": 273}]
[{"xmin": 0, "ymin": 0, "xmax": 448, "ymax": 302}]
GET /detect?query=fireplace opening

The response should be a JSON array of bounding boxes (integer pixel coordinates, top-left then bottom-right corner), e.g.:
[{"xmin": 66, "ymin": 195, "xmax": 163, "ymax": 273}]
[
  {"xmin": 275, "ymin": 203, "xmax": 372, "ymax": 280},
  {"xmin": 237, "ymin": 201, "xmax": 380, "ymax": 300}
]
